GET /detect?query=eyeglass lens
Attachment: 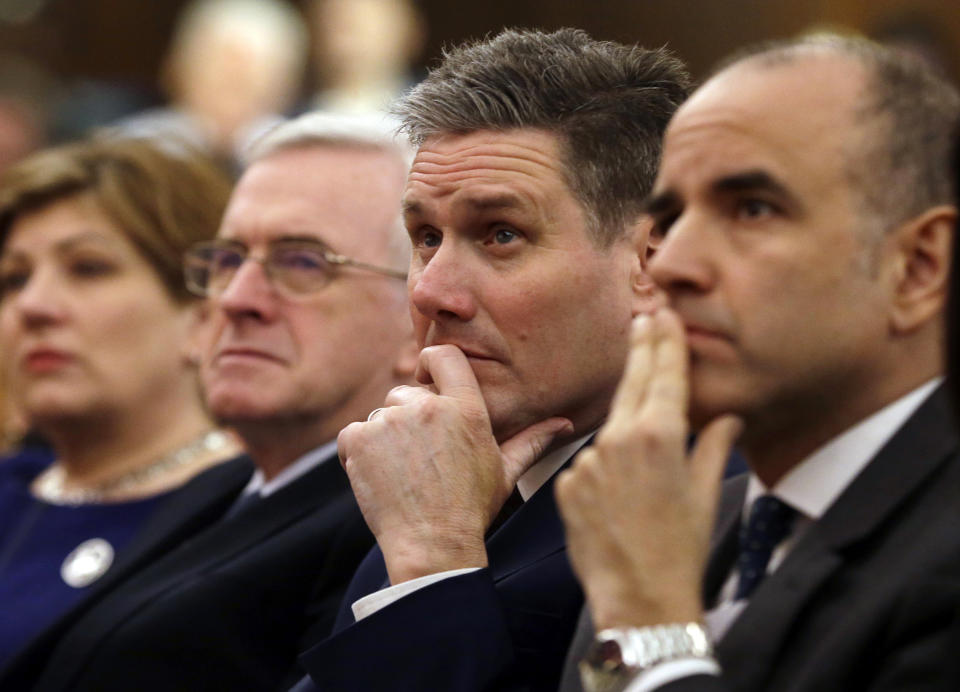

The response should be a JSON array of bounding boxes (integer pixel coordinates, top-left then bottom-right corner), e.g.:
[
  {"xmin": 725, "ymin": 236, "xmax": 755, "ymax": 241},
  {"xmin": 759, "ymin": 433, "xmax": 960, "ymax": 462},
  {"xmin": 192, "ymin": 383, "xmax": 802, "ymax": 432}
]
[{"xmin": 187, "ymin": 243, "xmax": 333, "ymax": 296}]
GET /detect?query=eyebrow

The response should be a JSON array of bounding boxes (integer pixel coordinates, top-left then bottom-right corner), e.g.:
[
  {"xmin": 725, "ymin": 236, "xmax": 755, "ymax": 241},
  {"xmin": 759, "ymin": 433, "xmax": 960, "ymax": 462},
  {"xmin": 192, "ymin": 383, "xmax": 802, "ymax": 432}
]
[
  {"xmin": 644, "ymin": 169, "xmax": 799, "ymax": 216},
  {"xmin": 711, "ymin": 170, "xmax": 794, "ymax": 201},
  {"xmin": 643, "ymin": 190, "xmax": 680, "ymax": 217},
  {"xmin": 222, "ymin": 235, "xmax": 332, "ymax": 249},
  {"xmin": 273, "ymin": 234, "xmax": 331, "ymax": 247}
]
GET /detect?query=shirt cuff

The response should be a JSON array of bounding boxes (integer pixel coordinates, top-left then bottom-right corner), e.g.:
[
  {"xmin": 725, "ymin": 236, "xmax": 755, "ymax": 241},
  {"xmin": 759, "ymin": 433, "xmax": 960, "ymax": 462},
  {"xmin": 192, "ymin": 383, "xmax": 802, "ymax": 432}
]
[
  {"xmin": 623, "ymin": 657, "xmax": 721, "ymax": 692},
  {"xmin": 351, "ymin": 567, "xmax": 482, "ymax": 621}
]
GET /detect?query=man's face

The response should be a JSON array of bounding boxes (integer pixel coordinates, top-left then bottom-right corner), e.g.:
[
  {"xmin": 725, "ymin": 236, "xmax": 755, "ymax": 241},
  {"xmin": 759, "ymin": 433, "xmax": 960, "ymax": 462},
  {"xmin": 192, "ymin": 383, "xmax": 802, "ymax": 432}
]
[
  {"xmin": 404, "ymin": 129, "xmax": 644, "ymax": 440},
  {"xmin": 647, "ymin": 55, "xmax": 895, "ymax": 436},
  {"xmin": 200, "ymin": 144, "xmax": 412, "ymax": 438}
]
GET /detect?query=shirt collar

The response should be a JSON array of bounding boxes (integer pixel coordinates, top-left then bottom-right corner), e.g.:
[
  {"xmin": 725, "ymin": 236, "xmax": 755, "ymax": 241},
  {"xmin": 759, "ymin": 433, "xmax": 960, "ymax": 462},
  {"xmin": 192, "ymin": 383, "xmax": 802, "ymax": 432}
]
[
  {"xmin": 243, "ymin": 439, "xmax": 338, "ymax": 498},
  {"xmin": 747, "ymin": 377, "xmax": 941, "ymax": 519},
  {"xmin": 516, "ymin": 431, "xmax": 595, "ymax": 501}
]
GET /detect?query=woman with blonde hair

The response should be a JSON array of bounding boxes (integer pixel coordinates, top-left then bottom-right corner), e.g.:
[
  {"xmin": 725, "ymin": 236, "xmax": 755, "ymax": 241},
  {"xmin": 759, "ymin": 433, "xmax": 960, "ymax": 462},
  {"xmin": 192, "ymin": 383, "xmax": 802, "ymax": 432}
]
[{"xmin": 0, "ymin": 136, "xmax": 242, "ymax": 663}]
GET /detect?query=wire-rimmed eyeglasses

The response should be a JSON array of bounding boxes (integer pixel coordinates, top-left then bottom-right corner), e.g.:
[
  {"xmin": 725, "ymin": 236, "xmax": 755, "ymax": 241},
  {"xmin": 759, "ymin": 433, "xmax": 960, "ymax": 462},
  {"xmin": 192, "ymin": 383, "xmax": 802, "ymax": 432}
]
[{"xmin": 183, "ymin": 238, "xmax": 407, "ymax": 298}]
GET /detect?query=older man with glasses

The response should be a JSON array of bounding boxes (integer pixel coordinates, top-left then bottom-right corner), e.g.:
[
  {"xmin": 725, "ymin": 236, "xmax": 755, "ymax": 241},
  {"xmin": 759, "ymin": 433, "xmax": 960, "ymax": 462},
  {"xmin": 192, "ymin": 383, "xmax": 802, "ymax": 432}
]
[{"xmin": 2, "ymin": 112, "xmax": 418, "ymax": 692}]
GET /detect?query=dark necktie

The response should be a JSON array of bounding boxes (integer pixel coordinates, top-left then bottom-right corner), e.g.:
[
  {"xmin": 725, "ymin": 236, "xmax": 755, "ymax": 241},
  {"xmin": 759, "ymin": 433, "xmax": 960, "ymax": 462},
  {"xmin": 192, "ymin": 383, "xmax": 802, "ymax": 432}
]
[
  {"xmin": 734, "ymin": 494, "xmax": 796, "ymax": 601},
  {"xmin": 486, "ymin": 487, "xmax": 524, "ymax": 538}
]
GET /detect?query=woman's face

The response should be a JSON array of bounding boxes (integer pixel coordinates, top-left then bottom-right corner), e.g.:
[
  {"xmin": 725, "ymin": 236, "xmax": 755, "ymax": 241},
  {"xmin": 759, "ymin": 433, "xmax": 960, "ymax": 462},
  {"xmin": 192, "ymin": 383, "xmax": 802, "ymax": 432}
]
[{"xmin": 0, "ymin": 194, "xmax": 195, "ymax": 427}]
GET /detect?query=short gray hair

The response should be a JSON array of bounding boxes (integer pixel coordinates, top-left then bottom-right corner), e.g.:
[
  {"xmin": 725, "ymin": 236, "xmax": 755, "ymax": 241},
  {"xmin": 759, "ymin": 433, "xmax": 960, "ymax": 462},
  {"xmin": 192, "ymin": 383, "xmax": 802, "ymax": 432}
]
[
  {"xmin": 719, "ymin": 34, "xmax": 960, "ymax": 233},
  {"xmin": 244, "ymin": 111, "xmax": 413, "ymax": 168},
  {"xmin": 392, "ymin": 28, "xmax": 691, "ymax": 245},
  {"xmin": 244, "ymin": 111, "xmax": 414, "ymax": 265}
]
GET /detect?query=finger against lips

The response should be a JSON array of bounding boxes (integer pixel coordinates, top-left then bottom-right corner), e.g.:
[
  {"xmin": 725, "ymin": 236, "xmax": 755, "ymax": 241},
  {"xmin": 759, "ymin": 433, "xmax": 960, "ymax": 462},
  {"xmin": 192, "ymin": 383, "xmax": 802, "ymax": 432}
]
[
  {"xmin": 642, "ymin": 309, "xmax": 689, "ymax": 420},
  {"xmin": 418, "ymin": 344, "xmax": 485, "ymax": 404},
  {"xmin": 609, "ymin": 314, "xmax": 655, "ymax": 425}
]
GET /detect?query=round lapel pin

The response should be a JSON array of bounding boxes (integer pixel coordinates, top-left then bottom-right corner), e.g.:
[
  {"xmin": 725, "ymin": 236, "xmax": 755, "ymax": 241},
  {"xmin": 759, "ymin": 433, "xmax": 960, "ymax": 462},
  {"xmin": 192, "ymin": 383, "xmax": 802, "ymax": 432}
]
[{"xmin": 61, "ymin": 538, "xmax": 115, "ymax": 588}]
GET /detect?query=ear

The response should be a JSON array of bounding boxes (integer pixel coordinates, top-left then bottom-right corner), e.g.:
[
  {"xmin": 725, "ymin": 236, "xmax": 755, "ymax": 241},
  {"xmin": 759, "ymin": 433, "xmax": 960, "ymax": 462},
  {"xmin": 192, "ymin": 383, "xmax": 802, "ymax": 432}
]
[
  {"xmin": 628, "ymin": 215, "xmax": 667, "ymax": 317},
  {"xmin": 886, "ymin": 204, "xmax": 955, "ymax": 334}
]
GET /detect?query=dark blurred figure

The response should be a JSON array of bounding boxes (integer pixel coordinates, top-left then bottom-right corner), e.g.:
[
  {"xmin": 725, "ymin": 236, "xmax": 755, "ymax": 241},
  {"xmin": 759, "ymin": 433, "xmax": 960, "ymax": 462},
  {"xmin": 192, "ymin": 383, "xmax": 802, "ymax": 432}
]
[
  {"xmin": 308, "ymin": 0, "xmax": 426, "ymax": 115},
  {"xmin": 0, "ymin": 52, "xmax": 58, "ymax": 173},
  {"xmin": 113, "ymin": 0, "xmax": 308, "ymax": 171}
]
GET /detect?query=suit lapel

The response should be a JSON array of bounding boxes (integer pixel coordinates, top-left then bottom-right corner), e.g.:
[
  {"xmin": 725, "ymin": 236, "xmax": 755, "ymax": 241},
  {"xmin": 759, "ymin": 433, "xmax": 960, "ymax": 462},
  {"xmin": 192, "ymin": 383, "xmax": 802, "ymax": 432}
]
[
  {"xmin": 25, "ymin": 452, "xmax": 350, "ymax": 689},
  {"xmin": 716, "ymin": 386, "xmax": 958, "ymax": 690},
  {"xmin": 123, "ymin": 451, "xmax": 347, "ymax": 587},
  {"xmin": 486, "ymin": 437, "xmax": 592, "ymax": 581},
  {"xmin": 0, "ymin": 455, "xmax": 254, "ymax": 685},
  {"xmin": 703, "ymin": 474, "xmax": 747, "ymax": 607},
  {"xmin": 98, "ymin": 456, "xmax": 254, "ymax": 587}
]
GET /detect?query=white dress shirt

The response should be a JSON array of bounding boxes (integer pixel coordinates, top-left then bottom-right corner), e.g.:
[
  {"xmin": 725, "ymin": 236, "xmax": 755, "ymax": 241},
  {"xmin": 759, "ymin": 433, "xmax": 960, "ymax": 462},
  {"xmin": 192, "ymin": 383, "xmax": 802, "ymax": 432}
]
[{"xmin": 236, "ymin": 439, "xmax": 338, "ymax": 500}]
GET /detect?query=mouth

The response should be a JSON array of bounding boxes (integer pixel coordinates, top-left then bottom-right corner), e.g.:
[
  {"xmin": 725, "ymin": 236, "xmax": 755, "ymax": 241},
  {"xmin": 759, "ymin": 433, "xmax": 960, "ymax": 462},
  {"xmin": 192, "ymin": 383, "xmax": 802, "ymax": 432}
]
[
  {"xmin": 426, "ymin": 341, "xmax": 501, "ymax": 363},
  {"xmin": 214, "ymin": 348, "xmax": 286, "ymax": 366},
  {"xmin": 23, "ymin": 348, "xmax": 73, "ymax": 373},
  {"xmin": 681, "ymin": 321, "xmax": 734, "ymax": 355}
]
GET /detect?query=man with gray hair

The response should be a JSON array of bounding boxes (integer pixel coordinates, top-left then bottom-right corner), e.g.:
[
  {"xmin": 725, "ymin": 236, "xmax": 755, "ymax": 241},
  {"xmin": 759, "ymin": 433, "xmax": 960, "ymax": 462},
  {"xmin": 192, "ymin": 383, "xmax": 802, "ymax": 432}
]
[
  {"xmin": 0, "ymin": 112, "xmax": 418, "ymax": 691},
  {"xmin": 294, "ymin": 28, "xmax": 690, "ymax": 692},
  {"xmin": 557, "ymin": 35, "xmax": 960, "ymax": 692}
]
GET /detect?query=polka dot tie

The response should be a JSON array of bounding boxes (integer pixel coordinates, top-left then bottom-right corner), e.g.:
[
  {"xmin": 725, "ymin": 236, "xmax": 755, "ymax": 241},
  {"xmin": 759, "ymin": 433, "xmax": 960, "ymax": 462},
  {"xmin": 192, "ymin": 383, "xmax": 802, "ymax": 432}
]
[{"xmin": 734, "ymin": 494, "xmax": 796, "ymax": 601}]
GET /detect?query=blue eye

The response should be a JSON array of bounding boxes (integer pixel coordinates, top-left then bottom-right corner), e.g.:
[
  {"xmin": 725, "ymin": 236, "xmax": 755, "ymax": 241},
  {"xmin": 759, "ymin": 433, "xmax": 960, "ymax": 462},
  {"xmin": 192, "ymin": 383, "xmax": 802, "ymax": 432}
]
[{"xmin": 493, "ymin": 228, "xmax": 519, "ymax": 244}]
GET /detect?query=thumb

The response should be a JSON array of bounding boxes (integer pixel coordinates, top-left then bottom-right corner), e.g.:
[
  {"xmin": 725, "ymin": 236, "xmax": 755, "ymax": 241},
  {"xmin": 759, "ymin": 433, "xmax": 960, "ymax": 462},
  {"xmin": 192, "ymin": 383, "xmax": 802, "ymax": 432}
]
[
  {"xmin": 689, "ymin": 414, "xmax": 743, "ymax": 511},
  {"xmin": 499, "ymin": 417, "xmax": 575, "ymax": 489}
]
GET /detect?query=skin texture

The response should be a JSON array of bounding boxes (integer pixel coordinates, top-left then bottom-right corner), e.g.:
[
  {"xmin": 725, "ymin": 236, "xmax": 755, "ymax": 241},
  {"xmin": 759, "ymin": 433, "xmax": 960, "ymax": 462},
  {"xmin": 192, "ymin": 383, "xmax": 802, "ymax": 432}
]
[
  {"xmin": 337, "ymin": 128, "xmax": 653, "ymax": 584},
  {"xmin": 556, "ymin": 52, "xmax": 952, "ymax": 630},
  {"xmin": 199, "ymin": 144, "xmax": 418, "ymax": 478},
  {"xmin": 0, "ymin": 194, "xmax": 214, "ymax": 487}
]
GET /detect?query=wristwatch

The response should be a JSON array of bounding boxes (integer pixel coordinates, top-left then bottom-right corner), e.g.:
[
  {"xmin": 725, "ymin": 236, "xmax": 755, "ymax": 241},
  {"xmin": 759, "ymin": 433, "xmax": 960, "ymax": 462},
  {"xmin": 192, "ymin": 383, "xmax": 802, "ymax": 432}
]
[{"xmin": 579, "ymin": 622, "xmax": 713, "ymax": 692}]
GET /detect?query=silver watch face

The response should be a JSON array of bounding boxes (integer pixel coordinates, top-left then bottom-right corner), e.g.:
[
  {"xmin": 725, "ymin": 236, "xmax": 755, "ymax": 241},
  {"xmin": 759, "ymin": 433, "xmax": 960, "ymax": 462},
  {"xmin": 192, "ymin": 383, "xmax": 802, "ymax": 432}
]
[
  {"xmin": 585, "ymin": 634, "xmax": 626, "ymax": 670},
  {"xmin": 580, "ymin": 632, "xmax": 635, "ymax": 692}
]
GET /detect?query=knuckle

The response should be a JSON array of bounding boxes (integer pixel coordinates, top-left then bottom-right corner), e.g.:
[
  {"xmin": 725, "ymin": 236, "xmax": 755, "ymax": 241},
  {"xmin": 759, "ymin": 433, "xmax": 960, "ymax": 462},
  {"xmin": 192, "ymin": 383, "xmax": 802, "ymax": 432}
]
[{"xmin": 385, "ymin": 385, "xmax": 409, "ymax": 403}]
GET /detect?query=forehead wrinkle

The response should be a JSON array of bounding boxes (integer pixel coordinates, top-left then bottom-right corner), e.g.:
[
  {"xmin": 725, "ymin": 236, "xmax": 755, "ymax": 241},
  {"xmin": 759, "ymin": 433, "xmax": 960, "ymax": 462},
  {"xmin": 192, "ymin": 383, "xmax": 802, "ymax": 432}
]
[{"xmin": 407, "ymin": 138, "xmax": 567, "ymax": 193}]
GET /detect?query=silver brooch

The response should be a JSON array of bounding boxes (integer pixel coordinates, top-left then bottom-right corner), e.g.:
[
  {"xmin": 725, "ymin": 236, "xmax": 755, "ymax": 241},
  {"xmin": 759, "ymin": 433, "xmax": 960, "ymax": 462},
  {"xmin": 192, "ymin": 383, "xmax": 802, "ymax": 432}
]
[{"xmin": 61, "ymin": 538, "xmax": 114, "ymax": 588}]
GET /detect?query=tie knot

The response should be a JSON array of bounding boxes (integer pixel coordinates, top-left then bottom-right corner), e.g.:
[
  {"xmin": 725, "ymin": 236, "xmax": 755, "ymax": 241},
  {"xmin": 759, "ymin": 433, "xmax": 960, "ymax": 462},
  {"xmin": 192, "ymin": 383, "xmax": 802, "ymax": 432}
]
[{"xmin": 734, "ymin": 494, "xmax": 796, "ymax": 601}]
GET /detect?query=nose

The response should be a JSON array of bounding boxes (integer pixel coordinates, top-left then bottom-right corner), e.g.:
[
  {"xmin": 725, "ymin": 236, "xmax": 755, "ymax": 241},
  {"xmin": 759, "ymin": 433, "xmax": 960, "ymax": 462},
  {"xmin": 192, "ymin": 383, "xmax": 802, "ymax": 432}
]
[
  {"xmin": 647, "ymin": 211, "xmax": 717, "ymax": 296},
  {"xmin": 409, "ymin": 241, "xmax": 478, "ymax": 324},
  {"xmin": 216, "ymin": 258, "xmax": 280, "ymax": 322},
  {"xmin": 10, "ymin": 267, "xmax": 68, "ymax": 329}
]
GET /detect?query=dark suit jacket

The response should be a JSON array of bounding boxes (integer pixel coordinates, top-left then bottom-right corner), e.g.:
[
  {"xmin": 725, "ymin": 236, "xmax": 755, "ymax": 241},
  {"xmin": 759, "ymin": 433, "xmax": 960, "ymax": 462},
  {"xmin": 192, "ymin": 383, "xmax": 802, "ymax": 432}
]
[
  {"xmin": 560, "ymin": 386, "xmax": 960, "ymax": 692},
  {"xmin": 1, "ymin": 451, "xmax": 374, "ymax": 692},
  {"xmin": 295, "ymin": 452, "xmax": 586, "ymax": 692}
]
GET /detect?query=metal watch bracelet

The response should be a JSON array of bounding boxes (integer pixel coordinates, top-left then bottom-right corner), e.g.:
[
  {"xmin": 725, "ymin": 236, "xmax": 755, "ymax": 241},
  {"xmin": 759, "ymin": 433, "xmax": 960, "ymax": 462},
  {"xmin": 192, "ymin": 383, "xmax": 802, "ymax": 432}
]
[{"xmin": 579, "ymin": 622, "xmax": 713, "ymax": 692}]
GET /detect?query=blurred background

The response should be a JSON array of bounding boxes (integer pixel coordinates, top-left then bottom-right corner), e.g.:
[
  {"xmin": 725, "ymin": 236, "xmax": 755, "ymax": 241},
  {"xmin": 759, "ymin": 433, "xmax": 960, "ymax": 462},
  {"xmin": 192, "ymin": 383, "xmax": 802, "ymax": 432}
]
[{"xmin": 0, "ymin": 0, "xmax": 956, "ymax": 174}]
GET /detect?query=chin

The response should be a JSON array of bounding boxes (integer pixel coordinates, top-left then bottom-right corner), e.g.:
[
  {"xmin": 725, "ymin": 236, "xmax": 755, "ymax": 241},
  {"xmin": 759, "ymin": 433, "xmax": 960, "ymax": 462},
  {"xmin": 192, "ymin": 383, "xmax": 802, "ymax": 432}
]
[
  {"xmin": 207, "ymin": 391, "xmax": 273, "ymax": 422},
  {"xmin": 18, "ymin": 387, "xmax": 95, "ymax": 422}
]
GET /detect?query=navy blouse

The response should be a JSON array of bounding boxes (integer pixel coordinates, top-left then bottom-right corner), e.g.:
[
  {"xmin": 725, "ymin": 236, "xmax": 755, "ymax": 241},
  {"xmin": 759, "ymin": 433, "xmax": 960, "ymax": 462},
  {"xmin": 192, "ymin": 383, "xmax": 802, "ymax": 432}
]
[{"xmin": 0, "ymin": 448, "xmax": 170, "ymax": 666}]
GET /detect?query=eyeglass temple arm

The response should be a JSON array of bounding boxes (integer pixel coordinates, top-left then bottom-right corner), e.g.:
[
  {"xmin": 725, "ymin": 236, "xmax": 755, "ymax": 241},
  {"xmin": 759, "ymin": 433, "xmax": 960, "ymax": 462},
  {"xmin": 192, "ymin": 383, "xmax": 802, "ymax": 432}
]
[{"xmin": 325, "ymin": 252, "xmax": 408, "ymax": 280}]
